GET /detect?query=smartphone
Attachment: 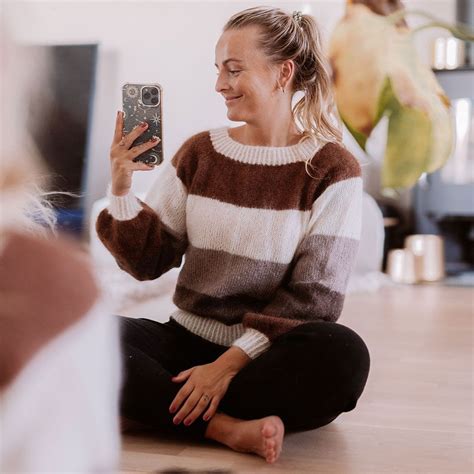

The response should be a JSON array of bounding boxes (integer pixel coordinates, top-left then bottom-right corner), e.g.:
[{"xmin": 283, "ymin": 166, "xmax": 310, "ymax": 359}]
[{"xmin": 122, "ymin": 83, "xmax": 163, "ymax": 166}]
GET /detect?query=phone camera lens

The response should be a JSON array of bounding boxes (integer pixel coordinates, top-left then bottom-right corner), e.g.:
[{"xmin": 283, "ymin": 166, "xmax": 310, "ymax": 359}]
[
  {"xmin": 151, "ymin": 87, "xmax": 158, "ymax": 95},
  {"xmin": 143, "ymin": 92, "xmax": 151, "ymax": 100},
  {"xmin": 148, "ymin": 154, "xmax": 158, "ymax": 164},
  {"xmin": 151, "ymin": 97, "xmax": 158, "ymax": 105}
]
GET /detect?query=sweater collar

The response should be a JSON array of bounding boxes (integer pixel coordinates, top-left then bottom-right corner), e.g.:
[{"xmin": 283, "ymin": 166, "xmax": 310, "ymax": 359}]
[{"xmin": 209, "ymin": 126, "xmax": 324, "ymax": 166}]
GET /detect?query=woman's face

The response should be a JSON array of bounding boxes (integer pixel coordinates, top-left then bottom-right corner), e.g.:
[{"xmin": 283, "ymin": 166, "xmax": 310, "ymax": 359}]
[{"xmin": 214, "ymin": 26, "xmax": 279, "ymax": 123}]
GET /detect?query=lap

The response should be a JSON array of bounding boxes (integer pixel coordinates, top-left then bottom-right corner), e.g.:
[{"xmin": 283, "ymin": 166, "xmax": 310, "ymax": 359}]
[{"xmin": 117, "ymin": 315, "xmax": 226, "ymax": 374}]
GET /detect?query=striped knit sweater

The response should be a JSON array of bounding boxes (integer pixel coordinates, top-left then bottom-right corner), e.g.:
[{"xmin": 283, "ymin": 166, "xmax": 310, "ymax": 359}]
[{"xmin": 96, "ymin": 126, "xmax": 362, "ymax": 359}]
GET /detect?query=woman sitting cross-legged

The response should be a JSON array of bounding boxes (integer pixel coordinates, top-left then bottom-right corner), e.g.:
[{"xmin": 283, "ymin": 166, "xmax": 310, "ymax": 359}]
[{"xmin": 97, "ymin": 6, "xmax": 371, "ymax": 464}]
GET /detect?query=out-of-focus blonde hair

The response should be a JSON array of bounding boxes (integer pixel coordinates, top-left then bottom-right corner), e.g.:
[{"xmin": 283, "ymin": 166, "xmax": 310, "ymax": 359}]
[
  {"xmin": 0, "ymin": 21, "xmax": 56, "ymax": 237},
  {"xmin": 223, "ymin": 6, "xmax": 343, "ymax": 154}
]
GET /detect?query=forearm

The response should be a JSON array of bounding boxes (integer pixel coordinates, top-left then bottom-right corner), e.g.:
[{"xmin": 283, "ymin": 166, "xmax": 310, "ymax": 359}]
[
  {"xmin": 214, "ymin": 346, "xmax": 251, "ymax": 375},
  {"xmin": 96, "ymin": 200, "xmax": 187, "ymax": 281}
]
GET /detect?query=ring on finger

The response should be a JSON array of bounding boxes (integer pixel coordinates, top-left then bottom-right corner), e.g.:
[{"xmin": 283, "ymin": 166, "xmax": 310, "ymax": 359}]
[{"xmin": 202, "ymin": 394, "xmax": 210, "ymax": 402}]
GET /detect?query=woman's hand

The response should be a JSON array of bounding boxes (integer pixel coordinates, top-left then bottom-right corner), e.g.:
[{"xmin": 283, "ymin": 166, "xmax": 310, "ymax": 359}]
[
  {"xmin": 110, "ymin": 111, "xmax": 160, "ymax": 196},
  {"xmin": 169, "ymin": 361, "xmax": 237, "ymax": 426}
]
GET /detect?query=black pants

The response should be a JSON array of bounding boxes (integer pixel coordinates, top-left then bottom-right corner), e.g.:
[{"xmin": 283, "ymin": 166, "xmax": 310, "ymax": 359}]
[{"xmin": 119, "ymin": 316, "xmax": 370, "ymax": 440}]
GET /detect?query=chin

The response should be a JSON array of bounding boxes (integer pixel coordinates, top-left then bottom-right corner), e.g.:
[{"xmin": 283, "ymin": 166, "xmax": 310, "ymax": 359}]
[{"xmin": 226, "ymin": 108, "xmax": 247, "ymax": 123}]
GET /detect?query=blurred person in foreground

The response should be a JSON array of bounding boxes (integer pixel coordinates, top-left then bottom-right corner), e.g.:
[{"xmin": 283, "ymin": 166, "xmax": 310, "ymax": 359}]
[{"xmin": 0, "ymin": 25, "xmax": 122, "ymax": 471}]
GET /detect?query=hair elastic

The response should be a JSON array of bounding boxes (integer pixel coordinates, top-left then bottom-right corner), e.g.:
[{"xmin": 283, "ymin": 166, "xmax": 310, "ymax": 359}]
[{"xmin": 292, "ymin": 10, "xmax": 303, "ymax": 27}]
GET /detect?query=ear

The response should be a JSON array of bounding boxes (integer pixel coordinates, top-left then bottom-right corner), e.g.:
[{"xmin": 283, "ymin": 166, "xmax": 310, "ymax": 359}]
[{"xmin": 279, "ymin": 59, "xmax": 295, "ymax": 91}]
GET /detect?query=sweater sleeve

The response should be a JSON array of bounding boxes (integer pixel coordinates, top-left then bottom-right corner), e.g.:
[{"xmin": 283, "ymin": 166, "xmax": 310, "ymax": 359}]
[
  {"xmin": 95, "ymin": 137, "xmax": 195, "ymax": 281},
  {"xmin": 232, "ymin": 172, "xmax": 363, "ymax": 359}
]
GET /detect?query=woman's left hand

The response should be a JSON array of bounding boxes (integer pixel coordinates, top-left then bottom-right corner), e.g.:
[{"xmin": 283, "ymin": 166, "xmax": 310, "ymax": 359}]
[{"xmin": 169, "ymin": 361, "xmax": 236, "ymax": 426}]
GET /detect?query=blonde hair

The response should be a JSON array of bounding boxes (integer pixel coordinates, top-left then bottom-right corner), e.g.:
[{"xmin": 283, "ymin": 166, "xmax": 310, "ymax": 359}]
[
  {"xmin": 223, "ymin": 6, "xmax": 343, "ymax": 166},
  {"xmin": 0, "ymin": 21, "xmax": 57, "ymax": 238}
]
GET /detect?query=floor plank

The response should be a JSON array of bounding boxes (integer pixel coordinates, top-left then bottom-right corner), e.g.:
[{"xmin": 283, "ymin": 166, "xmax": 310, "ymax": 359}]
[{"xmin": 121, "ymin": 284, "xmax": 473, "ymax": 473}]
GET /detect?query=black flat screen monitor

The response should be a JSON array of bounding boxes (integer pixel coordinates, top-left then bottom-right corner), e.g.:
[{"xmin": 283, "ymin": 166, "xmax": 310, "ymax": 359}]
[{"xmin": 27, "ymin": 43, "xmax": 98, "ymax": 233}]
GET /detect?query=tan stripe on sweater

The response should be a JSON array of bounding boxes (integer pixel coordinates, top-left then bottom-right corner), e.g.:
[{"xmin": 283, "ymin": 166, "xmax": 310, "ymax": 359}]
[
  {"xmin": 177, "ymin": 234, "xmax": 358, "ymax": 302},
  {"xmin": 176, "ymin": 244, "xmax": 290, "ymax": 299},
  {"xmin": 172, "ymin": 284, "xmax": 267, "ymax": 324}
]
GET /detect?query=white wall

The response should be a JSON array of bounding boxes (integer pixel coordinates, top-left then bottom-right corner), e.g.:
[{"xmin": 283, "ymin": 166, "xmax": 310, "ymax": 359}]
[{"xmin": 4, "ymin": 0, "xmax": 455, "ymax": 227}]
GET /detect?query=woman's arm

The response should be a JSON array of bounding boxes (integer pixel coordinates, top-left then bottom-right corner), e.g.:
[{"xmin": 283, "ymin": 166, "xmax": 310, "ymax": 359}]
[
  {"xmin": 96, "ymin": 134, "xmax": 195, "ymax": 281},
  {"xmin": 96, "ymin": 195, "xmax": 187, "ymax": 281}
]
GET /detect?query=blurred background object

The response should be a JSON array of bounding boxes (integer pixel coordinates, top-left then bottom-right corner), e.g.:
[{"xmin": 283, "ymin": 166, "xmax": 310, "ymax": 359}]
[
  {"xmin": 386, "ymin": 248, "xmax": 419, "ymax": 284},
  {"xmin": 413, "ymin": 0, "xmax": 473, "ymax": 278},
  {"xmin": 329, "ymin": 0, "xmax": 473, "ymax": 191},
  {"xmin": 329, "ymin": 0, "xmax": 474, "ymax": 280},
  {"xmin": 26, "ymin": 44, "xmax": 99, "ymax": 235}
]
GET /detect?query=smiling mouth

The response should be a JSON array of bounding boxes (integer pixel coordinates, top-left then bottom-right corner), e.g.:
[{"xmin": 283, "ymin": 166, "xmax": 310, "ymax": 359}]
[{"xmin": 225, "ymin": 96, "xmax": 243, "ymax": 103}]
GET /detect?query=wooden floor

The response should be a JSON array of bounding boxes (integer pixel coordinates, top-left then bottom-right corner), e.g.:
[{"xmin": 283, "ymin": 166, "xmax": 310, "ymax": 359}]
[{"xmin": 120, "ymin": 283, "xmax": 473, "ymax": 473}]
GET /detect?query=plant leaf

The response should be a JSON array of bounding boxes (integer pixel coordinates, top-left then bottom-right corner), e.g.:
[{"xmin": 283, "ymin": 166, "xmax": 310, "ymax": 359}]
[
  {"xmin": 341, "ymin": 114, "xmax": 368, "ymax": 150},
  {"xmin": 382, "ymin": 86, "xmax": 432, "ymax": 188},
  {"xmin": 329, "ymin": 4, "xmax": 454, "ymax": 190}
]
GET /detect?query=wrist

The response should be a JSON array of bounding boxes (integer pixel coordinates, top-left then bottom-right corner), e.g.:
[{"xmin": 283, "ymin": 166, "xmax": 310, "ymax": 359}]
[
  {"xmin": 214, "ymin": 346, "xmax": 251, "ymax": 375},
  {"xmin": 111, "ymin": 185, "xmax": 130, "ymax": 197}
]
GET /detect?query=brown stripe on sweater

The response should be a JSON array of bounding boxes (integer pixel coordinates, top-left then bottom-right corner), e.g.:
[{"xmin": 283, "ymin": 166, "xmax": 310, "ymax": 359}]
[
  {"xmin": 176, "ymin": 245, "xmax": 291, "ymax": 300},
  {"xmin": 0, "ymin": 232, "xmax": 99, "ymax": 388},
  {"xmin": 242, "ymin": 313, "xmax": 304, "ymax": 341},
  {"xmin": 172, "ymin": 284, "xmax": 268, "ymax": 325},
  {"xmin": 96, "ymin": 201, "xmax": 188, "ymax": 281},
  {"xmin": 254, "ymin": 280, "xmax": 345, "ymax": 326},
  {"xmin": 242, "ymin": 281, "xmax": 346, "ymax": 341},
  {"xmin": 173, "ymin": 131, "xmax": 361, "ymax": 211}
]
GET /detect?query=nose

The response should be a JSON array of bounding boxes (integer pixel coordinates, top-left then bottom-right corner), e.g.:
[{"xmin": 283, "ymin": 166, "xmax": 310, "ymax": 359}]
[{"xmin": 215, "ymin": 71, "xmax": 229, "ymax": 94}]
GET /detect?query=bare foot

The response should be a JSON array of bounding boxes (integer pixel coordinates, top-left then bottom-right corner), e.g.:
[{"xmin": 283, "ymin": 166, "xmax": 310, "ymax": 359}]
[{"xmin": 206, "ymin": 413, "xmax": 285, "ymax": 464}]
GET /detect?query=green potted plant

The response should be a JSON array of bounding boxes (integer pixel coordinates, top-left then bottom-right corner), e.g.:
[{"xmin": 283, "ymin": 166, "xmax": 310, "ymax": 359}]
[{"xmin": 329, "ymin": 0, "xmax": 474, "ymax": 192}]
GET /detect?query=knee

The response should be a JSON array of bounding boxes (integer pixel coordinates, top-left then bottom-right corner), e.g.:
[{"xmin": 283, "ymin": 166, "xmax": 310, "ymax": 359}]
[
  {"xmin": 332, "ymin": 323, "xmax": 371, "ymax": 380},
  {"xmin": 285, "ymin": 321, "xmax": 369, "ymax": 357},
  {"xmin": 282, "ymin": 321, "xmax": 371, "ymax": 388}
]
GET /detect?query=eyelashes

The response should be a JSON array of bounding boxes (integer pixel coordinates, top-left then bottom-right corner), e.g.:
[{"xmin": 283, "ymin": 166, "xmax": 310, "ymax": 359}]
[{"xmin": 215, "ymin": 71, "xmax": 241, "ymax": 76}]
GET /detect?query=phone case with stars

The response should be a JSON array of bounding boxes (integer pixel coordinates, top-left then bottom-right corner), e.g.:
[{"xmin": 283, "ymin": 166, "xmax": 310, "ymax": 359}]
[{"xmin": 122, "ymin": 83, "xmax": 163, "ymax": 166}]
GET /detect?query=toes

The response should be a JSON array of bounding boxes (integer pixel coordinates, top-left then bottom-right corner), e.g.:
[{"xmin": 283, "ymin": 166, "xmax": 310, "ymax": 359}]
[
  {"xmin": 267, "ymin": 438, "xmax": 276, "ymax": 450},
  {"xmin": 262, "ymin": 422, "xmax": 277, "ymax": 438},
  {"xmin": 272, "ymin": 447, "xmax": 281, "ymax": 463},
  {"xmin": 265, "ymin": 441, "xmax": 277, "ymax": 463},
  {"xmin": 267, "ymin": 450, "xmax": 277, "ymax": 464}
]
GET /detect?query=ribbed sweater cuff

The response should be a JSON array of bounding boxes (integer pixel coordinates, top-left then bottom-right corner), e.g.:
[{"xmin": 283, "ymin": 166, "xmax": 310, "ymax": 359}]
[
  {"xmin": 232, "ymin": 328, "xmax": 271, "ymax": 360},
  {"xmin": 106, "ymin": 184, "xmax": 143, "ymax": 221}
]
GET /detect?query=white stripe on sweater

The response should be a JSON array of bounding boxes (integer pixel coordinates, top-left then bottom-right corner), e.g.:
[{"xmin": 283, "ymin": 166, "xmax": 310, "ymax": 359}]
[
  {"xmin": 186, "ymin": 194, "xmax": 310, "ymax": 264},
  {"xmin": 145, "ymin": 161, "xmax": 188, "ymax": 236},
  {"xmin": 308, "ymin": 177, "xmax": 363, "ymax": 240},
  {"xmin": 106, "ymin": 185, "xmax": 143, "ymax": 221},
  {"xmin": 210, "ymin": 127, "xmax": 323, "ymax": 166},
  {"xmin": 185, "ymin": 177, "xmax": 361, "ymax": 264},
  {"xmin": 171, "ymin": 309, "xmax": 270, "ymax": 359}
]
